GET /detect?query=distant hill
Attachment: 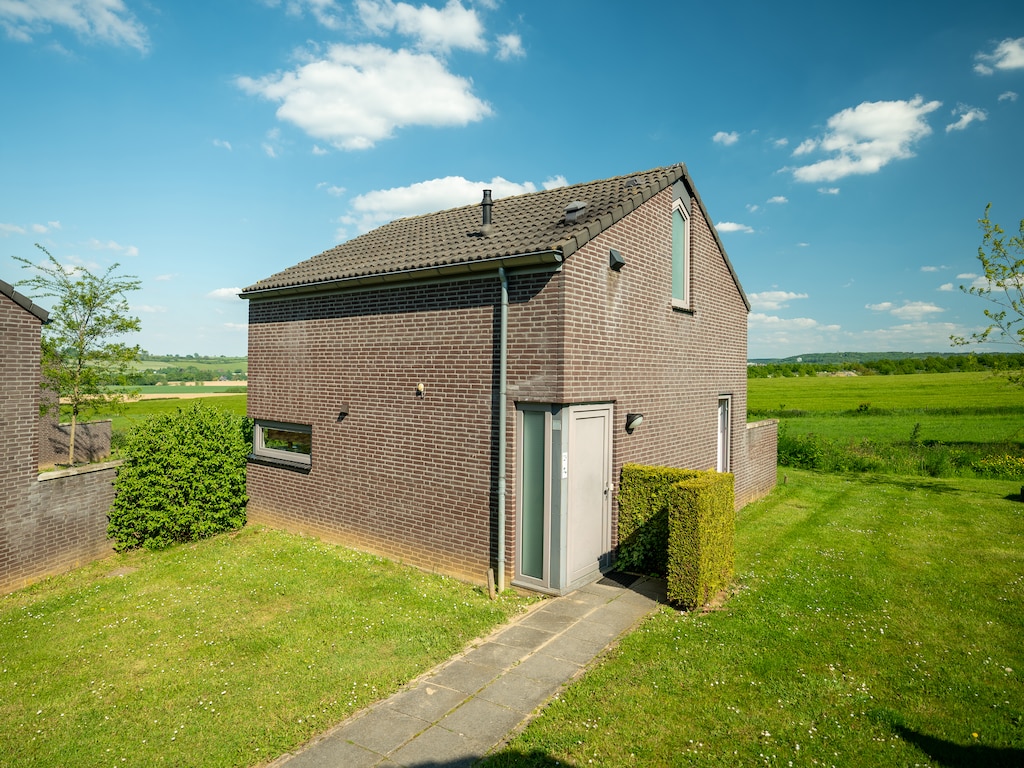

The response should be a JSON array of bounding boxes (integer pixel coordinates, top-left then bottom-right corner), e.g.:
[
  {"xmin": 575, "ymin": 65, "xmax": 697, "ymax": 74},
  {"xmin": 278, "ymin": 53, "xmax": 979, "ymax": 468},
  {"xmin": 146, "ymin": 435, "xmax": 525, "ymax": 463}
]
[{"xmin": 749, "ymin": 351, "xmax": 973, "ymax": 365}]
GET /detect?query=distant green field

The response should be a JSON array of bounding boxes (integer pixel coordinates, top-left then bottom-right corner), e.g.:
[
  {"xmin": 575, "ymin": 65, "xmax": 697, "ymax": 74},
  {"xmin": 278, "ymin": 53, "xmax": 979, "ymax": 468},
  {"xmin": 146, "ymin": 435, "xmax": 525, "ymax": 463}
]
[
  {"xmin": 749, "ymin": 372, "xmax": 1024, "ymax": 477},
  {"xmin": 93, "ymin": 394, "xmax": 248, "ymax": 433},
  {"xmin": 112, "ymin": 384, "xmax": 247, "ymax": 395},
  {"xmin": 748, "ymin": 371, "xmax": 1024, "ymax": 414},
  {"xmin": 130, "ymin": 356, "xmax": 247, "ymax": 374}
]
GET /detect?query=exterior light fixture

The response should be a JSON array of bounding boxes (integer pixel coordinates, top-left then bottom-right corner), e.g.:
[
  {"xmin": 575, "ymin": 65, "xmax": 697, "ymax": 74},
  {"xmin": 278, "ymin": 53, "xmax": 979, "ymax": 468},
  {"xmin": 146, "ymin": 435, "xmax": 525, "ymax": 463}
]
[
  {"xmin": 609, "ymin": 248, "xmax": 625, "ymax": 271},
  {"xmin": 416, "ymin": 383, "xmax": 425, "ymax": 396},
  {"xmin": 337, "ymin": 403, "xmax": 350, "ymax": 422},
  {"xmin": 625, "ymin": 413, "xmax": 644, "ymax": 432}
]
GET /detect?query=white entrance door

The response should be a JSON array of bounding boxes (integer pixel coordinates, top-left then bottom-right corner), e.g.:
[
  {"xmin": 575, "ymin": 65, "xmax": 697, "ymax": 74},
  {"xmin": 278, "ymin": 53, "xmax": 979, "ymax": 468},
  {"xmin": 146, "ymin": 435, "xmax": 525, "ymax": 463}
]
[
  {"xmin": 566, "ymin": 404, "xmax": 613, "ymax": 587},
  {"xmin": 717, "ymin": 396, "xmax": 731, "ymax": 472}
]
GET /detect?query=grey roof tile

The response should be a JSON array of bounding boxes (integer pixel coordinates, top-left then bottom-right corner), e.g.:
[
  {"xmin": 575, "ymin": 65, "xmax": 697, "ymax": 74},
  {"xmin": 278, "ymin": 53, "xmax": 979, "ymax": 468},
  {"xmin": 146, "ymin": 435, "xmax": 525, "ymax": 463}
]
[
  {"xmin": 0, "ymin": 277, "xmax": 50, "ymax": 322},
  {"xmin": 243, "ymin": 164, "xmax": 689, "ymax": 296}
]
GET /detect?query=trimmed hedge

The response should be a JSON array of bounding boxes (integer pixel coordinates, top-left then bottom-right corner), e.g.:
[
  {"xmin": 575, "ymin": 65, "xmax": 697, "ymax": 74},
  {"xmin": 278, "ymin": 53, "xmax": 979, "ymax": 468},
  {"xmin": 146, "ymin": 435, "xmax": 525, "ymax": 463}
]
[
  {"xmin": 617, "ymin": 464, "xmax": 703, "ymax": 573},
  {"xmin": 107, "ymin": 401, "xmax": 249, "ymax": 551},
  {"xmin": 666, "ymin": 471, "xmax": 735, "ymax": 610},
  {"xmin": 617, "ymin": 464, "xmax": 735, "ymax": 610}
]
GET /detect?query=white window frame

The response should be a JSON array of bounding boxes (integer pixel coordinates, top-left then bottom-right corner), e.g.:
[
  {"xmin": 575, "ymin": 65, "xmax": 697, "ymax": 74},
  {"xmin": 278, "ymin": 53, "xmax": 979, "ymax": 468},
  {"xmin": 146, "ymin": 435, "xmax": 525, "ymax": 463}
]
[
  {"xmin": 671, "ymin": 198, "xmax": 691, "ymax": 310},
  {"xmin": 253, "ymin": 420, "xmax": 312, "ymax": 467},
  {"xmin": 717, "ymin": 396, "xmax": 732, "ymax": 473}
]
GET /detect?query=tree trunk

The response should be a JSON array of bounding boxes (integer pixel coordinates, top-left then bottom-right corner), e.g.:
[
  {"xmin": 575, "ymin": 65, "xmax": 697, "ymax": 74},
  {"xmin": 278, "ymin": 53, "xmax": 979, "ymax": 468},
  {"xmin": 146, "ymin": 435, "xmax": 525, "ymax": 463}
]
[{"xmin": 68, "ymin": 411, "xmax": 77, "ymax": 465}]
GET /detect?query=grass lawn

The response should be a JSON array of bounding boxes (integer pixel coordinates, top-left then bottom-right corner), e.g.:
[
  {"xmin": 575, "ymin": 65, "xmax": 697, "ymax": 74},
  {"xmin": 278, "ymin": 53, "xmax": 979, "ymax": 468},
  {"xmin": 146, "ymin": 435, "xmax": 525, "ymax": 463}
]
[
  {"xmin": 95, "ymin": 394, "xmax": 248, "ymax": 433},
  {"xmin": 0, "ymin": 526, "xmax": 528, "ymax": 768},
  {"xmin": 485, "ymin": 469, "xmax": 1024, "ymax": 767}
]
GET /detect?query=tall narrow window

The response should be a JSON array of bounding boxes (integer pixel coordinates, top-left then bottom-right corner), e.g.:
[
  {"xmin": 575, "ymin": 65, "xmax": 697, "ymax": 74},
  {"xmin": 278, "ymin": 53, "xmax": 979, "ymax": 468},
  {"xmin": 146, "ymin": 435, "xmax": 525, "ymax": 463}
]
[
  {"xmin": 717, "ymin": 397, "xmax": 731, "ymax": 473},
  {"xmin": 672, "ymin": 199, "xmax": 690, "ymax": 308}
]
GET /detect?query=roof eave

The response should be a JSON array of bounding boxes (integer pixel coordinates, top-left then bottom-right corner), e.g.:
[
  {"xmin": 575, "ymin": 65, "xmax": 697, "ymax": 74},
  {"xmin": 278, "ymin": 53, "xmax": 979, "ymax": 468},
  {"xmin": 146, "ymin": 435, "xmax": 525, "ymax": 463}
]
[{"xmin": 241, "ymin": 249, "xmax": 564, "ymax": 301}]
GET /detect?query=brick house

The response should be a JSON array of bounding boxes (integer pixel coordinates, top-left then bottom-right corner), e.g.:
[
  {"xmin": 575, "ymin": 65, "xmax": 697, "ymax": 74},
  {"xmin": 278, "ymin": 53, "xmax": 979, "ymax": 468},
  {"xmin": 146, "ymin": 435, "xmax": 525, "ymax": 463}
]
[{"xmin": 242, "ymin": 164, "xmax": 777, "ymax": 595}]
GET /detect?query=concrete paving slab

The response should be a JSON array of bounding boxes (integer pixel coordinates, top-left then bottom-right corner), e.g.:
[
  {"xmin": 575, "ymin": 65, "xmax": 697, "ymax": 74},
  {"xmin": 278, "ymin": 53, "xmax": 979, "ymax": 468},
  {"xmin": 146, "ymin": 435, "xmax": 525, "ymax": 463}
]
[
  {"xmin": 509, "ymin": 651, "xmax": 581, "ymax": 685},
  {"xmin": 459, "ymin": 641, "xmax": 528, "ymax": 669},
  {"xmin": 277, "ymin": 737, "xmax": 381, "ymax": 768},
  {"xmin": 477, "ymin": 670, "xmax": 559, "ymax": 714},
  {"xmin": 388, "ymin": 725, "xmax": 483, "ymax": 768},
  {"xmin": 517, "ymin": 608, "xmax": 577, "ymax": 634},
  {"xmin": 536, "ymin": 631, "xmax": 609, "ymax": 665},
  {"xmin": 437, "ymin": 697, "xmax": 524, "ymax": 745},
  {"xmin": 387, "ymin": 683, "xmax": 466, "ymax": 722},
  {"xmin": 425, "ymin": 659, "xmax": 501, "ymax": 695},
  {"xmin": 344, "ymin": 707, "xmax": 428, "ymax": 755},
  {"xmin": 490, "ymin": 623, "xmax": 555, "ymax": 650}
]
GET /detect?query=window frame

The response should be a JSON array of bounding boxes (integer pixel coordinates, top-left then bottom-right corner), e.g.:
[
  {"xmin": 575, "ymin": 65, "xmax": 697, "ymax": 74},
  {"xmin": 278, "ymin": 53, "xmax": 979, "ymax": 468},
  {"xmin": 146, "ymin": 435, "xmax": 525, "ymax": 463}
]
[
  {"xmin": 252, "ymin": 419, "xmax": 312, "ymax": 469},
  {"xmin": 671, "ymin": 198, "xmax": 691, "ymax": 310}
]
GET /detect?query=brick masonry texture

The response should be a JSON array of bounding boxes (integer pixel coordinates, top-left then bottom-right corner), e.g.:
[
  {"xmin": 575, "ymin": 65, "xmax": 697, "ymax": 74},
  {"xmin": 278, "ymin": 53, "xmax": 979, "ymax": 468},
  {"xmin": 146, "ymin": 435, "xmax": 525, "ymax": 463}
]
[
  {"xmin": 246, "ymin": 182, "xmax": 777, "ymax": 586},
  {"xmin": 39, "ymin": 418, "xmax": 113, "ymax": 468},
  {"xmin": 1, "ymin": 289, "xmax": 118, "ymax": 594}
]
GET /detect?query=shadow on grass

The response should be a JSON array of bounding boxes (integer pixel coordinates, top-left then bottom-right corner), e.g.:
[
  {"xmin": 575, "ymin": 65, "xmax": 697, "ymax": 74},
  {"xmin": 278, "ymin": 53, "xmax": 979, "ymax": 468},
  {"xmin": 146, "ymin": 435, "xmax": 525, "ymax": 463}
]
[{"xmin": 891, "ymin": 724, "xmax": 1024, "ymax": 768}]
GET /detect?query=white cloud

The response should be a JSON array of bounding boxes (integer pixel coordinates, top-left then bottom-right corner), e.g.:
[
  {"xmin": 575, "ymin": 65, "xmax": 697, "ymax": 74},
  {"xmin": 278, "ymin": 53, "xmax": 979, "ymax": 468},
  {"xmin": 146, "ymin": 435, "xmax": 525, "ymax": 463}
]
[
  {"xmin": 213, "ymin": 138, "xmax": 232, "ymax": 151},
  {"xmin": 238, "ymin": 43, "xmax": 492, "ymax": 150},
  {"xmin": 496, "ymin": 32, "xmax": 524, "ymax": 61},
  {"xmin": 749, "ymin": 313, "xmax": 831, "ymax": 330},
  {"xmin": 773, "ymin": 138, "xmax": 789, "ymax": 148},
  {"xmin": 338, "ymin": 175, "xmax": 543, "ymax": 236},
  {"xmin": 867, "ymin": 300, "xmax": 943, "ymax": 320},
  {"xmin": 317, "ymin": 182, "xmax": 347, "ymax": 196},
  {"xmin": 767, "ymin": 195, "xmax": 788, "ymax": 204},
  {"xmin": 207, "ymin": 287, "xmax": 242, "ymax": 301},
  {"xmin": 87, "ymin": 238, "xmax": 138, "ymax": 256},
  {"xmin": 31, "ymin": 223, "xmax": 47, "ymax": 233},
  {"xmin": 946, "ymin": 104, "xmax": 987, "ymax": 133},
  {"xmin": 956, "ymin": 272, "xmax": 977, "ymax": 280},
  {"xmin": 0, "ymin": 0, "xmax": 149, "ymax": 52},
  {"xmin": 312, "ymin": 144, "xmax": 329, "ymax": 155},
  {"xmin": 818, "ymin": 187, "xmax": 840, "ymax": 195},
  {"xmin": 542, "ymin": 175, "xmax": 567, "ymax": 190},
  {"xmin": 999, "ymin": 91, "xmax": 1019, "ymax": 102},
  {"xmin": 748, "ymin": 290, "xmax": 809, "ymax": 311},
  {"xmin": 712, "ymin": 131, "xmax": 740, "ymax": 146},
  {"xmin": 357, "ymin": 0, "xmax": 486, "ymax": 53},
  {"xmin": 974, "ymin": 37, "xmax": 1024, "ymax": 75},
  {"xmin": 866, "ymin": 302, "xmax": 894, "ymax": 312},
  {"xmin": 788, "ymin": 96, "xmax": 941, "ymax": 183},
  {"xmin": 920, "ymin": 266, "xmax": 939, "ymax": 272},
  {"xmin": 939, "ymin": 283, "xmax": 954, "ymax": 291},
  {"xmin": 0, "ymin": 222, "xmax": 27, "ymax": 236},
  {"xmin": 716, "ymin": 221, "xmax": 754, "ymax": 233},
  {"xmin": 746, "ymin": 204, "xmax": 760, "ymax": 213},
  {"xmin": 224, "ymin": 322, "xmax": 248, "ymax": 331},
  {"xmin": 154, "ymin": 273, "xmax": 174, "ymax": 281}
]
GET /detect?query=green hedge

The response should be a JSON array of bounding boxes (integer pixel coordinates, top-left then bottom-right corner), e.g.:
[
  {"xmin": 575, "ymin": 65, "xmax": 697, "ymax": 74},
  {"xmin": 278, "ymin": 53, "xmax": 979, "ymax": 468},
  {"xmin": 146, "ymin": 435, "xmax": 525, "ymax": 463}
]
[
  {"xmin": 617, "ymin": 464, "xmax": 735, "ymax": 610},
  {"xmin": 666, "ymin": 471, "xmax": 735, "ymax": 610},
  {"xmin": 108, "ymin": 401, "xmax": 250, "ymax": 551},
  {"xmin": 617, "ymin": 464, "xmax": 703, "ymax": 573}
]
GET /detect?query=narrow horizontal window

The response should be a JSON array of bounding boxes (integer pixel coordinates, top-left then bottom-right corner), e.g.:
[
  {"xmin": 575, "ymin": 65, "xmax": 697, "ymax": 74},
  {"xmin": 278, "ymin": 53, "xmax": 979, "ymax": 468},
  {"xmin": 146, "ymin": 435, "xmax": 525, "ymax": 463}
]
[{"xmin": 253, "ymin": 420, "xmax": 311, "ymax": 467}]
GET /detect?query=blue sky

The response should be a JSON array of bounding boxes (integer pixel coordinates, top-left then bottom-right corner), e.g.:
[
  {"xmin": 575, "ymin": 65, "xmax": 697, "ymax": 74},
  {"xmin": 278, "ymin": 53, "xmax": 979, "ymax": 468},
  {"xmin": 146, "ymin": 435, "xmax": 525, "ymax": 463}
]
[{"xmin": 2, "ymin": 0, "xmax": 1022, "ymax": 359}]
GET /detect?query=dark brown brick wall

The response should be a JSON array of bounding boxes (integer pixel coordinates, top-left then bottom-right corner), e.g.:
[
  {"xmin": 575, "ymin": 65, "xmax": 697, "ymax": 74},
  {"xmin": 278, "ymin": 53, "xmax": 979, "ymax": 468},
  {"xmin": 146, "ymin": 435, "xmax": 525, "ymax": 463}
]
[
  {"xmin": 1, "ymin": 290, "xmax": 119, "ymax": 594},
  {"xmin": 246, "ymin": 184, "xmax": 776, "ymax": 586},
  {"xmin": 1, "ymin": 291, "xmax": 42, "ymax": 535}
]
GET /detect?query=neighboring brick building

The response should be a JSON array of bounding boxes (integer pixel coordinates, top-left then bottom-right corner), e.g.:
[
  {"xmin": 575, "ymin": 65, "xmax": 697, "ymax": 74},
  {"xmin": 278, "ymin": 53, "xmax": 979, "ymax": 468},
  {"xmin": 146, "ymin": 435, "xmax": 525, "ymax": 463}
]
[
  {"xmin": 242, "ymin": 164, "xmax": 777, "ymax": 594},
  {"xmin": 1, "ymin": 279, "xmax": 116, "ymax": 594}
]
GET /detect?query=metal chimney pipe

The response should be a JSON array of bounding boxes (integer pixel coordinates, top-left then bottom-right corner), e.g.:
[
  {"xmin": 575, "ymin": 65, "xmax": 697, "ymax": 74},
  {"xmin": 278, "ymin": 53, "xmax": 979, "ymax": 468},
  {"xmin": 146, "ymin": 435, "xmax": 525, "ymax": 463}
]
[{"xmin": 482, "ymin": 189, "xmax": 493, "ymax": 227}]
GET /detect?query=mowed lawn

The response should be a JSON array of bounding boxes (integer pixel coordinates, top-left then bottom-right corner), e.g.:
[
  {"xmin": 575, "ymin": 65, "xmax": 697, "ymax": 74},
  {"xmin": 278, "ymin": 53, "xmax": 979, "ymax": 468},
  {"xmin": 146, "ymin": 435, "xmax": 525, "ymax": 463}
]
[
  {"xmin": 486, "ymin": 469, "xmax": 1024, "ymax": 767},
  {"xmin": 0, "ymin": 527, "xmax": 528, "ymax": 768}
]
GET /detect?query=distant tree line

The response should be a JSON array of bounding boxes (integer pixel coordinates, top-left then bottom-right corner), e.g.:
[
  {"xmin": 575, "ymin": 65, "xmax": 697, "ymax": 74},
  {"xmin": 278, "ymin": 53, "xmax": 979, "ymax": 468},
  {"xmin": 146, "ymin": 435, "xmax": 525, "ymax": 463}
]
[
  {"xmin": 747, "ymin": 353, "xmax": 1024, "ymax": 378},
  {"xmin": 128, "ymin": 367, "xmax": 247, "ymax": 385}
]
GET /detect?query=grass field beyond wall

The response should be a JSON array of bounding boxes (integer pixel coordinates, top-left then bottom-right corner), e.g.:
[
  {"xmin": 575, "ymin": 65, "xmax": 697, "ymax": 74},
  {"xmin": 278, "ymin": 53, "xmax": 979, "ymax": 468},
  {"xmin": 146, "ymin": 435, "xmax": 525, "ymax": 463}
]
[{"xmin": 486, "ymin": 469, "xmax": 1024, "ymax": 767}]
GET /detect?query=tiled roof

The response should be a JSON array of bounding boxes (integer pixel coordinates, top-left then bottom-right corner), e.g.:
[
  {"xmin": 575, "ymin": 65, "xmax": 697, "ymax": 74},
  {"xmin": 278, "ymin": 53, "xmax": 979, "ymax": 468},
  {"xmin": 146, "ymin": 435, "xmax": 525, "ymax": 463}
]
[
  {"xmin": 0, "ymin": 277, "xmax": 49, "ymax": 322},
  {"xmin": 243, "ymin": 164, "xmax": 692, "ymax": 296}
]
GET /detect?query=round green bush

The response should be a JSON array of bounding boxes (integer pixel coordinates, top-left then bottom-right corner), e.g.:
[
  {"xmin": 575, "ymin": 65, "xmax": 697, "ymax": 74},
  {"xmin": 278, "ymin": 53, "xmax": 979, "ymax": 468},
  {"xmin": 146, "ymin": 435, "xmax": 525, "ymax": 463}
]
[{"xmin": 108, "ymin": 401, "xmax": 250, "ymax": 551}]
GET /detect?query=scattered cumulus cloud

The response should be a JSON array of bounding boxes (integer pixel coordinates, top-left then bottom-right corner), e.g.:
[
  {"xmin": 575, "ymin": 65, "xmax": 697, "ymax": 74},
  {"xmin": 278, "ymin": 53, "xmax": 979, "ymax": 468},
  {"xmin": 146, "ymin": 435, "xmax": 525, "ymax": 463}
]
[
  {"xmin": 748, "ymin": 290, "xmax": 809, "ymax": 311},
  {"xmin": 0, "ymin": 222, "xmax": 27, "ymax": 236},
  {"xmin": 207, "ymin": 287, "xmax": 242, "ymax": 301},
  {"xmin": 974, "ymin": 37, "xmax": 1024, "ymax": 75},
  {"xmin": 154, "ymin": 273, "xmax": 174, "ymax": 281},
  {"xmin": 312, "ymin": 145, "xmax": 329, "ymax": 155},
  {"xmin": 224, "ymin": 322, "xmax": 247, "ymax": 331},
  {"xmin": 495, "ymin": 32, "xmax": 524, "ymax": 60},
  {"xmin": 749, "ymin": 313, "xmax": 834, "ymax": 331},
  {"xmin": 542, "ymin": 176, "xmax": 567, "ymax": 190},
  {"xmin": 787, "ymin": 96, "xmax": 941, "ymax": 183},
  {"xmin": 712, "ymin": 131, "xmax": 740, "ymax": 146},
  {"xmin": 0, "ymin": 0, "xmax": 149, "ymax": 52},
  {"xmin": 999, "ymin": 91, "xmax": 1019, "ymax": 102},
  {"xmin": 773, "ymin": 138, "xmax": 789, "ymax": 148},
  {"xmin": 337, "ymin": 175, "xmax": 550, "ymax": 237},
  {"xmin": 357, "ymin": 0, "xmax": 486, "ymax": 53},
  {"xmin": 818, "ymin": 187, "xmax": 840, "ymax": 195},
  {"xmin": 920, "ymin": 266, "xmax": 939, "ymax": 272},
  {"xmin": 767, "ymin": 195, "xmax": 788, "ymax": 204},
  {"xmin": 939, "ymin": 283, "xmax": 954, "ymax": 291},
  {"xmin": 317, "ymin": 182, "xmax": 347, "ymax": 196},
  {"xmin": 87, "ymin": 238, "xmax": 138, "ymax": 256},
  {"xmin": 867, "ymin": 300, "xmax": 944, "ymax": 320},
  {"xmin": 946, "ymin": 104, "xmax": 987, "ymax": 132},
  {"xmin": 716, "ymin": 221, "xmax": 754, "ymax": 233},
  {"xmin": 746, "ymin": 204, "xmax": 760, "ymax": 213},
  {"xmin": 237, "ymin": 43, "xmax": 492, "ymax": 150},
  {"xmin": 213, "ymin": 138, "xmax": 232, "ymax": 150}
]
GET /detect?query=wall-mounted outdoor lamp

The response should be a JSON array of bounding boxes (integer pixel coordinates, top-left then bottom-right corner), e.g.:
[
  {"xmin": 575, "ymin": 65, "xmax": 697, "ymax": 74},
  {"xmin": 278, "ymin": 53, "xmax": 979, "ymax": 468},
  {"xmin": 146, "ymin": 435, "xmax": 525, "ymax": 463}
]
[
  {"xmin": 625, "ymin": 413, "xmax": 644, "ymax": 432},
  {"xmin": 609, "ymin": 248, "xmax": 625, "ymax": 271},
  {"xmin": 416, "ymin": 382, "xmax": 425, "ymax": 396},
  {"xmin": 337, "ymin": 403, "xmax": 350, "ymax": 422}
]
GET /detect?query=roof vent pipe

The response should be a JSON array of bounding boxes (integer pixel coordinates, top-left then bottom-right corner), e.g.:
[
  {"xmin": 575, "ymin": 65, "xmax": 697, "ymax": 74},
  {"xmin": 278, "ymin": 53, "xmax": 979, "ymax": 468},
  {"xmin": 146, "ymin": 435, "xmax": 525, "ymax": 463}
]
[{"xmin": 481, "ymin": 189, "xmax": 494, "ymax": 237}]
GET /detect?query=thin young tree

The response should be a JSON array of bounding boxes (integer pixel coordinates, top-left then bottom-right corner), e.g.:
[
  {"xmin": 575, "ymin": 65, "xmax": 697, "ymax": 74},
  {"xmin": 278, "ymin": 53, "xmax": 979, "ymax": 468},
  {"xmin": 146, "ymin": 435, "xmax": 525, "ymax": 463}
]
[
  {"xmin": 952, "ymin": 204, "xmax": 1024, "ymax": 381},
  {"xmin": 14, "ymin": 244, "xmax": 141, "ymax": 464}
]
